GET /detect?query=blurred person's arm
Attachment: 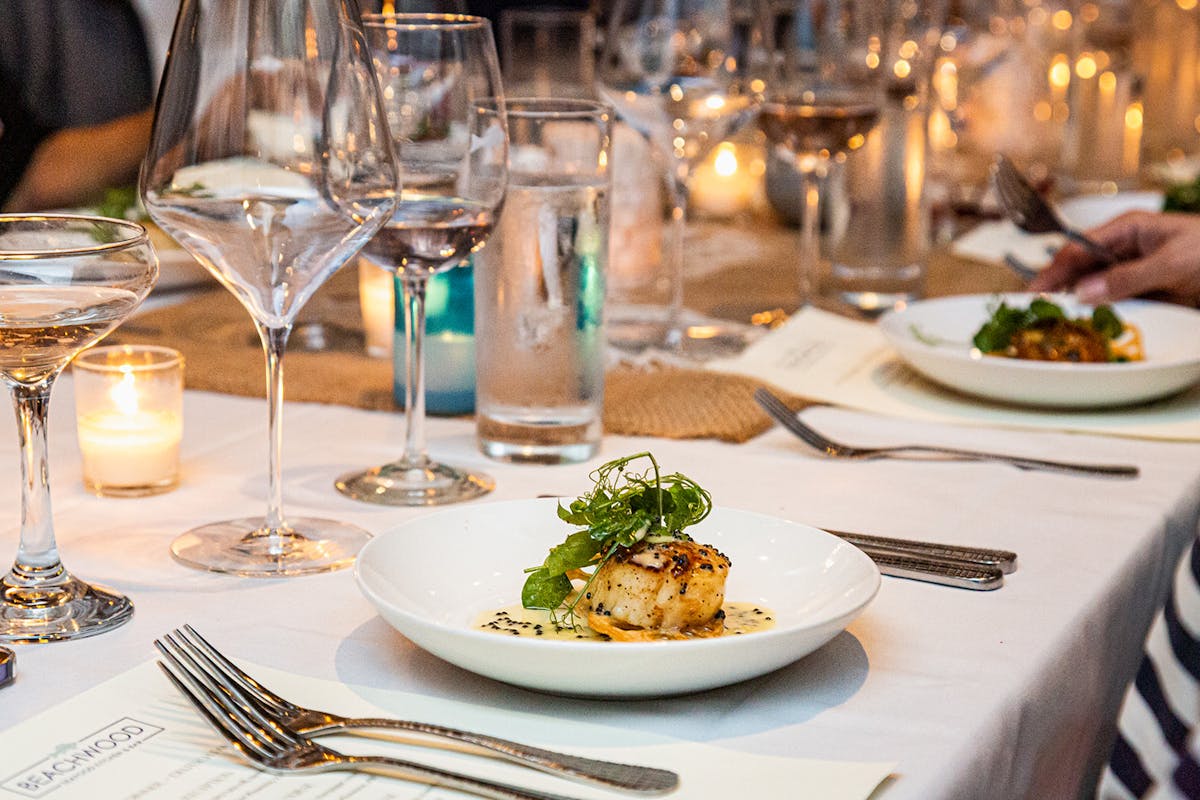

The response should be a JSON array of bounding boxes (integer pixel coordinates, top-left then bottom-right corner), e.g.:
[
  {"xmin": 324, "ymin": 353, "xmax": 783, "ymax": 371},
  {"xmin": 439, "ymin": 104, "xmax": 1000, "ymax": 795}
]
[
  {"xmin": 0, "ymin": 75, "xmax": 51, "ymax": 208},
  {"xmin": 1028, "ymin": 210, "xmax": 1200, "ymax": 308},
  {"xmin": 2, "ymin": 107, "xmax": 153, "ymax": 212}
]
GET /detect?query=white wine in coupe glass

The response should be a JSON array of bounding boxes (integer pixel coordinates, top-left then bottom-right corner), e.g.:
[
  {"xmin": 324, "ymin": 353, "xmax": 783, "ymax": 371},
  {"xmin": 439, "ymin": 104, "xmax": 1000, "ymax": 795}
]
[
  {"xmin": 140, "ymin": 0, "xmax": 398, "ymax": 576},
  {"xmin": 335, "ymin": 13, "xmax": 507, "ymax": 506},
  {"xmin": 0, "ymin": 215, "xmax": 157, "ymax": 643}
]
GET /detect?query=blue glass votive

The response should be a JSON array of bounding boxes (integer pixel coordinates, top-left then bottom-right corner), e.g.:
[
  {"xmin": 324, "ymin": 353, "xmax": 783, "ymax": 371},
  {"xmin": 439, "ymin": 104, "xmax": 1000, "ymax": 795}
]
[{"xmin": 393, "ymin": 262, "xmax": 475, "ymax": 415}]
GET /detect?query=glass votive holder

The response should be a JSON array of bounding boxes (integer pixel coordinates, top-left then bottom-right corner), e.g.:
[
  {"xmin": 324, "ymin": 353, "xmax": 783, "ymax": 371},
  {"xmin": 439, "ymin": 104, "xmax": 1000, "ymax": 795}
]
[
  {"xmin": 395, "ymin": 262, "xmax": 476, "ymax": 415},
  {"xmin": 358, "ymin": 258, "xmax": 394, "ymax": 359},
  {"xmin": 73, "ymin": 345, "xmax": 184, "ymax": 497}
]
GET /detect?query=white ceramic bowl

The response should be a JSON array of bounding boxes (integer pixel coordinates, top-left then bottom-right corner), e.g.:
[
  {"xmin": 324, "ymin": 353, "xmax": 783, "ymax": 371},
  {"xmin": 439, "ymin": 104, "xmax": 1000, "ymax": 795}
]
[
  {"xmin": 355, "ymin": 499, "xmax": 880, "ymax": 698},
  {"xmin": 878, "ymin": 293, "xmax": 1200, "ymax": 408}
]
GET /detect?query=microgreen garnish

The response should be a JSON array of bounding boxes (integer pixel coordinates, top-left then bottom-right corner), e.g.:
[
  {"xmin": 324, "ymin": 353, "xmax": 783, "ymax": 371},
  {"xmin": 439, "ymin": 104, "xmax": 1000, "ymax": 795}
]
[
  {"xmin": 972, "ymin": 296, "xmax": 1126, "ymax": 358},
  {"xmin": 521, "ymin": 452, "xmax": 712, "ymax": 626}
]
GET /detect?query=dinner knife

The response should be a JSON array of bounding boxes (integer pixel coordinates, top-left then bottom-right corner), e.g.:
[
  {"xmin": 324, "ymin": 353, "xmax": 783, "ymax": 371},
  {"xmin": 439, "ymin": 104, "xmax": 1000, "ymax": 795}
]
[
  {"xmin": 861, "ymin": 549, "xmax": 1005, "ymax": 591},
  {"xmin": 831, "ymin": 530, "xmax": 1018, "ymax": 574}
]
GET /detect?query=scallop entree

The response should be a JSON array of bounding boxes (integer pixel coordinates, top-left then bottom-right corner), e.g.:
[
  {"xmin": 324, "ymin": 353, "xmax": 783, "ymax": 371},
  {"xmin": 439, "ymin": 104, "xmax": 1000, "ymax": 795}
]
[
  {"xmin": 478, "ymin": 451, "xmax": 770, "ymax": 642},
  {"xmin": 587, "ymin": 539, "xmax": 731, "ymax": 637}
]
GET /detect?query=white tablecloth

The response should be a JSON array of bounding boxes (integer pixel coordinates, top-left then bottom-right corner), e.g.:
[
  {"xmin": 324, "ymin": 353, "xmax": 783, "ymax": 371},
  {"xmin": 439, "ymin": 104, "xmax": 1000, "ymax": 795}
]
[{"xmin": 2, "ymin": 382, "xmax": 1199, "ymax": 799}]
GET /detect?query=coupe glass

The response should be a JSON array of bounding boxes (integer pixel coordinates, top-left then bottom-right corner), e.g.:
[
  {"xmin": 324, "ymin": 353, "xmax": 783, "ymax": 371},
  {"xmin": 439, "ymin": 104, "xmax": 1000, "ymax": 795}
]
[
  {"xmin": 597, "ymin": 0, "xmax": 762, "ymax": 355},
  {"xmin": 0, "ymin": 215, "xmax": 156, "ymax": 643},
  {"xmin": 758, "ymin": 0, "xmax": 886, "ymax": 308},
  {"xmin": 140, "ymin": 0, "xmax": 399, "ymax": 576},
  {"xmin": 335, "ymin": 13, "xmax": 507, "ymax": 506}
]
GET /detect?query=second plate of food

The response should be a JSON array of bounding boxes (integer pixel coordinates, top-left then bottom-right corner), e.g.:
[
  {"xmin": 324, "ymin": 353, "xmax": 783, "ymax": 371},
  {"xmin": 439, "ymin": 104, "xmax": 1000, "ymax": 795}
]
[
  {"xmin": 355, "ymin": 498, "xmax": 880, "ymax": 698},
  {"xmin": 878, "ymin": 293, "xmax": 1200, "ymax": 408}
]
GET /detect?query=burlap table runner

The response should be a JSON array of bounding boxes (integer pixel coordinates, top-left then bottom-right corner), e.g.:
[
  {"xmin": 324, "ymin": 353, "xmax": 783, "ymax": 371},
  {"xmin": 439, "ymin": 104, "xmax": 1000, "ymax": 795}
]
[
  {"xmin": 112, "ymin": 236, "xmax": 1012, "ymax": 442},
  {"xmin": 111, "ymin": 270, "xmax": 806, "ymax": 443}
]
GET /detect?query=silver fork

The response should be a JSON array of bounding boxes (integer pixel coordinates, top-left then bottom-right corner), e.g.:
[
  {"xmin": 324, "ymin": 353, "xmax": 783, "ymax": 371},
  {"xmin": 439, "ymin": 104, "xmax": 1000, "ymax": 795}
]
[
  {"xmin": 161, "ymin": 626, "xmax": 677, "ymax": 795},
  {"xmin": 155, "ymin": 639, "xmax": 598, "ymax": 800},
  {"xmin": 754, "ymin": 388, "xmax": 1138, "ymax": 478},
  {"xmin": 993, "ymin": 154, "xmax": 1115, "ymax": 264}
]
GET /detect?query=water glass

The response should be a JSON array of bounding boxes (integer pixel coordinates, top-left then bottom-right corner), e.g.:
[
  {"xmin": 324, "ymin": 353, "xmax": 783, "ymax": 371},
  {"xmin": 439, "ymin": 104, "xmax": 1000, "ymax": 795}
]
[
  {"xmin": 1059, "ymin": 0, "xmax": 1144, "ymax": 192},
  {"xmin": 475, "ymin": 99, "xmax": 612, "ymax": 464},
  {"xmin": 73, "ymin": 345, "xmax": 184, "ymax": 497},
  {"xmin": 499, "ymin": 8, "xmax": 596, "ymax": 98},
  {"xmin": 822, "ymin": 94, "xmax": 933, "ymax": 314}
]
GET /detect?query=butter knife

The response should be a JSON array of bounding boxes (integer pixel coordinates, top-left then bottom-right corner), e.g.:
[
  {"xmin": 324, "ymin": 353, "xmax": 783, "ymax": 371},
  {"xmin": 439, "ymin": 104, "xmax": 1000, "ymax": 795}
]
[{"xmin": 832, "ymin": 530, "xmax": 1018, "ymax": 574}]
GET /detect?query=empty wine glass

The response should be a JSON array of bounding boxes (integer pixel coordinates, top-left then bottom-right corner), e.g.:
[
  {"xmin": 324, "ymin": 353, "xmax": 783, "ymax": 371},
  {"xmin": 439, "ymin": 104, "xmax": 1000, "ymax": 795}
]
[
  {"xmin": 597, "ymin": 0, "xmax": 763, "ymax": 355},
  {"xmin": 758, "ymin": 0, "xmax": 887, "ymax": 308},
  {"xmin": 0, "ymin": 215, "xmax": 157, "ymax": 643},
  {"xmin": 140, "ymin": 0, "xmax": 399, "ymax": 576},
  {"xmin": 335, "ymin": 13, "xmax": 507, "ymax": 506}
]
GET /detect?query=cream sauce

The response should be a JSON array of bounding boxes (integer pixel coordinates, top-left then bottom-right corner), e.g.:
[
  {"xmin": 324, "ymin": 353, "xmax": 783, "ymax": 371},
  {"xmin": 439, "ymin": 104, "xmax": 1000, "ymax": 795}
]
[{"xmin": 475, "ymin": 602, "xmax": 776, "ymax": 641}]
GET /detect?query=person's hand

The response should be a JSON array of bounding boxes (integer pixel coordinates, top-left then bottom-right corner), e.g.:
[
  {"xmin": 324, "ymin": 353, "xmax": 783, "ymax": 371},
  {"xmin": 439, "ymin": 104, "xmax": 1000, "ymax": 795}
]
[{"xmin": 1029, "ymin": 210, "xmax": 1200, "ymax": 307}]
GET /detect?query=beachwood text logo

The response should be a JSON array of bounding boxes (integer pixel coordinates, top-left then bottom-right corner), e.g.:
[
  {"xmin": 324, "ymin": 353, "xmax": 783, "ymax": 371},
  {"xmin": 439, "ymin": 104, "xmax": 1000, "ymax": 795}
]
[{"xmin": 2, "ymin": 718, "xmax": 164, "ymax": 797}]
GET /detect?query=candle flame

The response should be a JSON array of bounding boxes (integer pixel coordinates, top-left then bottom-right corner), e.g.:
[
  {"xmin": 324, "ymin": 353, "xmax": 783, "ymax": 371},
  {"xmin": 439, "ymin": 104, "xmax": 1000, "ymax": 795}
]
[
  {"xmin": 1049, "ymin": 56, "xmax": 1072, "ymax": 89},
  {"xmin": 714, "ymin": 143, "xmax": 739, "ymax": 177},
  {"xmin": 112, "ymin": 368, "xmax": 140, "ymax": 416}
]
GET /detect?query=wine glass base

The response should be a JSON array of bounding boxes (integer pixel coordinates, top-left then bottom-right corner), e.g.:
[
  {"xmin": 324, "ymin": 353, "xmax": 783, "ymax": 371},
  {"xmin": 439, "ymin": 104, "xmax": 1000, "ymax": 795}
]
[
  {"xmin": 0, "ymin": 575, "xmax": 133, "ymax": 644},
  {"xmin": 335, "ymin": 460, "xmax": 494, "ymax": 507},
  {"xmin": 607, "ymin": 306, "xmax": 764, "ymax": 361},
  {"xmin": 170, "ymin": 518, "xmax": 370, "ymax": 577}
]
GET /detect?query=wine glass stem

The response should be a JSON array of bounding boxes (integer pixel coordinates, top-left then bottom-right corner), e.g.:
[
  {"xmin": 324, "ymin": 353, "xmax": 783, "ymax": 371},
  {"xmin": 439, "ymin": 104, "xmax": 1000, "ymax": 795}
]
[
  {"xmin": 798, "ymin": 162, "xmax": 824, "ymax": 306},
  {"xmin": 258, "ymin": 324, "xmax": 291, "ymax": 535},
  {"xmin": 399, "ymin": 272, "xmax": 430, "ymax": 468},
  {"xmin": 665, "ymin": 155, "xmax": 690, "ymax": 343},
  {"xmin": 8, "ymin": 380, "xmax": 64, "ymax": 583}
]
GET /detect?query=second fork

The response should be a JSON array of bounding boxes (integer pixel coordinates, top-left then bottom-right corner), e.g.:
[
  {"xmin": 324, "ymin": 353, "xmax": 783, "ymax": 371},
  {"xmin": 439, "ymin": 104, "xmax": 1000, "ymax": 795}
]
[{"xmin": 754, "ymin": 388, "xmax": 1139, "ymax": 478}]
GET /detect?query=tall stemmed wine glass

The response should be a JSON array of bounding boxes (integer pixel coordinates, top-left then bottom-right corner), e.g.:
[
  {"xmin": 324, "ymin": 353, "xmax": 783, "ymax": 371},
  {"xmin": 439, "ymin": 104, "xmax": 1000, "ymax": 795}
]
[
  {"xmin": 140, "ymin": 0, "xmax": 399, "ymax": 576},
  {"xmin": 758, "ymin": 0, "xmax": 886, "ymax": 308},
  {"xmin": 335, "ymin": 14, "xmax": 507, "ymax": 506},
  {"xmin": 597, "ymin": 0, "xmax": 762, "ymax": 355},
  {"xmin": 0, "ymin": 215, "xmax": 156, "ymax": 642}
]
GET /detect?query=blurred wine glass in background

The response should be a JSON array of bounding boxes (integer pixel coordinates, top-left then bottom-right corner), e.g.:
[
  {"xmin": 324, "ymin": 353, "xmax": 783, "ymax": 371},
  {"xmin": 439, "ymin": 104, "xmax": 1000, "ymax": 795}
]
[
  {"xmin": 597, "ymin": 0, "xmax": 764, "ymax": 357},
  {"xmin": 757, "ymin": 0, "xmax": 887, "ymax": 310}
]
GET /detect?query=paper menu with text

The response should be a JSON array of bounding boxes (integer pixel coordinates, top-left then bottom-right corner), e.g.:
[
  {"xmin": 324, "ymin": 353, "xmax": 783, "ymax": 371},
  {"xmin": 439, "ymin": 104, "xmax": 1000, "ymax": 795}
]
[
  {"xmin": 709, "ymin": 307, "xmax": 1200, "ymax": 441},
  {"xmin": 0, "ymin": 660, "xmax": 893, "ymax": 800}
]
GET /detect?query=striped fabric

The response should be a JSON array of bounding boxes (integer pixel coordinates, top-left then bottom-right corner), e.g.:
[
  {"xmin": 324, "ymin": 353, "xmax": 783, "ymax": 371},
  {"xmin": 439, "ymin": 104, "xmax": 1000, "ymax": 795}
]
[{"xmin": 1101, "ymin": 535, "xmax": 1200, "ymax": 799}]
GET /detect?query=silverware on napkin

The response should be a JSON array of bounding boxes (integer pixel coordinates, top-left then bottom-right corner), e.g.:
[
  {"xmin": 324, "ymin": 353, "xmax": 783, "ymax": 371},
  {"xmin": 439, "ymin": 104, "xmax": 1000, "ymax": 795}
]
[{"xmin": 156, "ymin": 626, "xmax": 678, "ymax": 795}]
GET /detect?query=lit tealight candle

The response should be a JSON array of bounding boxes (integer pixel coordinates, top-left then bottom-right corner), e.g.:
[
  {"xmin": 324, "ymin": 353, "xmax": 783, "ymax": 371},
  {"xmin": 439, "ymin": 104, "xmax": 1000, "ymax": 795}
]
[
  {"xmin": 73, "ymin": 345, "xmax": 184, "ymax": 497},
  {"xmin": 358, "ymin": 258, "xmax": 394, "ymax": 359},
  {"xmin": 690, "ymin": 141, "xmax": 767, "ymax": 219}
]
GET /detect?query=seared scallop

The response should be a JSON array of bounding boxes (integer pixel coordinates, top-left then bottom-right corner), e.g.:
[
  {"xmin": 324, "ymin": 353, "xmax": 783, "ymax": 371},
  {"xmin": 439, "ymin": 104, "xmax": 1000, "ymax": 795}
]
[{"xmin": 585, "ymin": 539, "xmax": 731, "ymax": 634}]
